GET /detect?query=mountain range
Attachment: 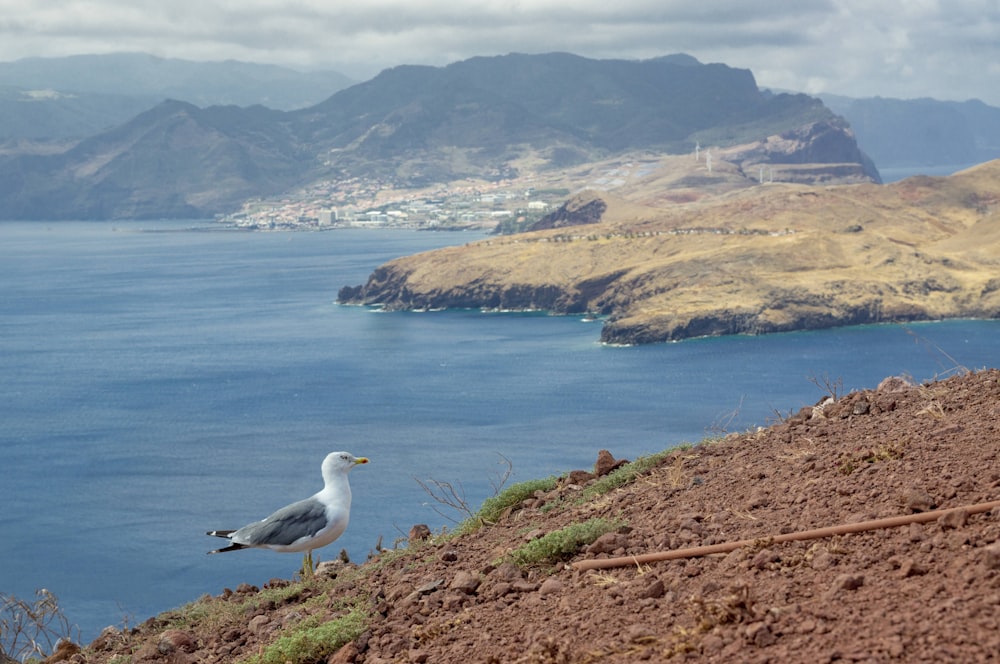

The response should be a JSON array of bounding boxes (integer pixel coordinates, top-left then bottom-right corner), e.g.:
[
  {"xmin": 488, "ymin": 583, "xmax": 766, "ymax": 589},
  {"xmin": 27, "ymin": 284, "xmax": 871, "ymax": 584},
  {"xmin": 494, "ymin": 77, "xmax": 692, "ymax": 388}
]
[
  {"xmin": 0, "ymin": 53, "xmax": 355, "ymax": 136},
  {"xmin": 1, "ymin": 51, "xmax": 998, "ymax": 221},
  {"xmin": 821, "ymin": 94, "xmax": 1000, "ymax": 170},
  {"xmin": 1, "ymin": 52, "xmax": 870, "ymax": 220}
]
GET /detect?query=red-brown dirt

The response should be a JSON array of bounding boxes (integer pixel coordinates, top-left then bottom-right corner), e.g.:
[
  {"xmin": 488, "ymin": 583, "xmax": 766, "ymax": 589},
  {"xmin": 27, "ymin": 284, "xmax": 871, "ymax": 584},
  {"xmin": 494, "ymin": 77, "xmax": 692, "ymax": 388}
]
[{"xmin": 80, "ymin": 368, "xmax": 1000, "ymax": 663}]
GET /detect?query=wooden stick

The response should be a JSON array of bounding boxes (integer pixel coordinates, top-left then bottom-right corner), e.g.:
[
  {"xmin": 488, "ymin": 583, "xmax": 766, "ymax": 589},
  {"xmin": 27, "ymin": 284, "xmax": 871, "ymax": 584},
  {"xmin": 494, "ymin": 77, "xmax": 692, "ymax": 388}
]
[{"xmin": 571, "ymin": 498, "xmax": 1000, "ymax": 571}]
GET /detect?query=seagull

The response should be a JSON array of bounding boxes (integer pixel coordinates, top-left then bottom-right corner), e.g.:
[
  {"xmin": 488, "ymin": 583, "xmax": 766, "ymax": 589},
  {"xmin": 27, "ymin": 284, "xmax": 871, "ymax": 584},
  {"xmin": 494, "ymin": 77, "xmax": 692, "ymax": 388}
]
[{"xmin": 207, "ymin": 451, "xmax": 369, "ymax": 576}]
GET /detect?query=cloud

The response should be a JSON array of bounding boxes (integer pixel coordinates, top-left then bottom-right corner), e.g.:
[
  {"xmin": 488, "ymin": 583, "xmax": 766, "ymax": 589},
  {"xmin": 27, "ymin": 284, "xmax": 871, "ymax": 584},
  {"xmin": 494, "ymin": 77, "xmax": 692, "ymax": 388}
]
[{"xmin": 0, "ymin": 0, "xmax": 997, "ymax": 105}]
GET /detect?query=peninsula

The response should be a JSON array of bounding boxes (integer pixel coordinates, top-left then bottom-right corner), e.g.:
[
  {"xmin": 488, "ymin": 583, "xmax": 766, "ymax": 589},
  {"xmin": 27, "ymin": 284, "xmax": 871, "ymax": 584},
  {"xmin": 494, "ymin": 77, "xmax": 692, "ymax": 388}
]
[{"xmin": 339, "ymin": 158, "xmax": 1000, "ymax": 344}]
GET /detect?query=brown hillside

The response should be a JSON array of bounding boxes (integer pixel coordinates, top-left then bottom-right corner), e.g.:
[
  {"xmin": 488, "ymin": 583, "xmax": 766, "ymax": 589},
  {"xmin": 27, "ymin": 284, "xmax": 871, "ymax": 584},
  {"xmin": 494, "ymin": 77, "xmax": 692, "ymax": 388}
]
[
  {"xmin": 80, "ymin": 368, "xmax": 1000, "ymax": 663},
  {"xmin": 339, "ymin": 160, "xmax": 1000, "ymax": 345}
]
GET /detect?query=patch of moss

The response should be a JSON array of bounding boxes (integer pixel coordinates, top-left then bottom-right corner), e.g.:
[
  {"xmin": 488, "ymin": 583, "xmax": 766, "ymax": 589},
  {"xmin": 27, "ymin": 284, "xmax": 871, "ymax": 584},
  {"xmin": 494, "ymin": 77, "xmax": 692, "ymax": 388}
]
[
  {"xmin": 241, "ymin": 602, "xmax": 368, "ymax": 664},
  {"xmin": 463, "ymin": 476, "xmax": 559, "ymax": 532},
  {"xmin": 506, "ymin": 517, "xmax": 624, "ymax": 567},
  {"xmin": 159, "ymin": 578, "xmax": 335, "ymax": 633},
  {"xmin": 581, "ymin": 451, "xmax": 673, "ymax": 499}
]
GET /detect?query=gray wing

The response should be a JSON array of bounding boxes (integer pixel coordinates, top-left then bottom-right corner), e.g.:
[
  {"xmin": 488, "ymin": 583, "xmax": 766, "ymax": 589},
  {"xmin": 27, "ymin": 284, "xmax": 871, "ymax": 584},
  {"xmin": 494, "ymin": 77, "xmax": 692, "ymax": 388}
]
[{"xmin": 233, "ymin": 497, "xmax": 328, "ymax": 547}]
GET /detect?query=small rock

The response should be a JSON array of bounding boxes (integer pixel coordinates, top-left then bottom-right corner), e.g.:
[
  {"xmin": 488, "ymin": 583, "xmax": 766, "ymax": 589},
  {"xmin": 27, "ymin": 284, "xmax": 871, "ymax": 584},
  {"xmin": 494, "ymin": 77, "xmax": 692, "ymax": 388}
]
[
  {"xmin": 586, "ymin": 532, "xmax": 629, "ymax": 555},
  {"xmin": 627, "ymin": 624, "xmax": 657, "ymax": 643},
  {"xmin": 637, "ymin": 578, "xmax": 665, "ymax": 599},
  {"xmin": 746, "ymin": 491, "xmax": 770, "ymax": 509},
  {"xmin": 489, "ymin": 581, "xmax": 513, "ymax": 598},
  {"xmin": 938, "ymin": 508, "xmax": 969, "ymax": 530},
  {"xmin": 247, "ymin": 615, "xmax": 271, "ymax": 636},
  {"xmin": 811, "ymin": 551, "xmax": 835, "ymax": 570},
  {"xmin": 449, "ymin": 571, "xmax": 480, "ymax": 595},
  {"xmin": 678, "ymin": 518, "xmax": 704, "ymax": 535},
  {"xmin": 877, "ymin": 375, "xmax": 913, "ymax": 392},
  {"xmin": 831, "ymin": 573, "xmax": 865, "ymax": 592},
  {"xmin": 158, "ymin": 629, "xmax": 197, "ymax": 654},
  {"xmin": 898, "ymin": 559, "xmax": 928, "ymax": 578},
  {"xmin": 751, "ymin": 548, "xmax": 780, "ymax": 570},
  {"xmin": 511, "ymin": 580, "xmax": 538, "ymax": 593},
  {"xmin": 931, "ymin": 424, "xmax": 963, "ymax": 438},
  {"xmin": 493, "ymin": 562, "xmax": 524, "ymax": 581},
  {"xmin": 701, "ymin": 633, "xmax": 725, "ymax": 653},
  {"xmin": 594, "ymin": 449, "xmax": 629, "ymax": 476},
  {"xmin": 885, "ymin": 636, "xmax": 905, "ymax": 658},
  {"xmin": 903, "ymin": 488, "xmax": 935, "ymax": 513},
  {"xmin": 441, "ymin": 592, "xmax": 467, "ymax": 611},
  {"xmin": 983, "ymin": 543, "xmax": 1000, "ymax": 570},
  {"xmin": 316, "ymin": 559, "xmax": 350, "ymax": 578},
  {"xmin": 851, "ymin": 399, "xmax": 870, "ymax": 415},
  {"xmin": 409, "ymin": 524, "xmax": 432, "ymax": 543},
  {"xmin": 566, "ymin": 469, "xmax": 594, "ymax": 484},
  {"xmin": 41, "ymin": 640, "xmax": 81, "ymax": 663},
  {"xmin": 328, "ymin": 641, "xmax": 360, "ymax": 664},
  {"xmin": 407, "ymin": 650, "xmax": 430, "ymax": 664},
  {"xmin": 746, "ymin": 621, "xmax": 776, "ymax": 647},
  {"xmin": 88, "ymin": 627, "xmax": 124, "ymax": 652},
  {"xmin": 414, "ymin": 579, "xmax": 445, "ymax": 595},
  {"xmin": 281, "ymin": 611, "xmax": 304, "ymax": 627},
  {"xmin": 538, "ymin": 578, "xmax": 564, "ymax": 596},
  {"xmin": 523, "ymin": 528, "xmax": 545, "ymax": 542}
]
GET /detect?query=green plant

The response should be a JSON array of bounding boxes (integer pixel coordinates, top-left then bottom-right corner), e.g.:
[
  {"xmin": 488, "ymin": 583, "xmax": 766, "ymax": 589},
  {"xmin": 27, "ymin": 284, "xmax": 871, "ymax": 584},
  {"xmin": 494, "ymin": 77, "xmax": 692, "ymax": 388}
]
[
  {"xmin": 160, "ymin": 578, "xmax": 336, "ymax": 634},
  {"xmin": 470, "ymin": 476, "xmax": 559, "ymax": 529},
  {"xmin": 242, "ymin": 602, "xmax": 368, "ymax": 664},
  {"xmin": 505, "ymin": 518, "xmax": 624, "ymax": 567},
  {"xmin": 581, "ymin": 451, "xmax": 673, "ymax": 500}
]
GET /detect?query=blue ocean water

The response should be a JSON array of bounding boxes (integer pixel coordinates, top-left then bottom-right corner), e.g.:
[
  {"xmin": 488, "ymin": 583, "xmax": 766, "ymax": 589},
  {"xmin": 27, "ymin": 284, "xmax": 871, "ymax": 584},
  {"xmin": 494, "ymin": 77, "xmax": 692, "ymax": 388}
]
[{"xmin": 2, "ymin": 220, "xmax": 998, "ymax": 642}]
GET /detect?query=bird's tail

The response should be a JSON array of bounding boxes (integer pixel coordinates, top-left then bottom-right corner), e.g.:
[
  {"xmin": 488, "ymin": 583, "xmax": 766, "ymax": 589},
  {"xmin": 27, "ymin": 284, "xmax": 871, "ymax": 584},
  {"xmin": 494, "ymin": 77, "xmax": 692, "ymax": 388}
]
[
  {"xmin": 208, "ymin": 542, "xmax": 249, "ymax": 554},
  {"xmin": 207, "ymin": 529, "xmax": 237, "ymax": 539},
  {"xmin": 206, "ymin": 529, "xmax": 248, "ymax": 554}
]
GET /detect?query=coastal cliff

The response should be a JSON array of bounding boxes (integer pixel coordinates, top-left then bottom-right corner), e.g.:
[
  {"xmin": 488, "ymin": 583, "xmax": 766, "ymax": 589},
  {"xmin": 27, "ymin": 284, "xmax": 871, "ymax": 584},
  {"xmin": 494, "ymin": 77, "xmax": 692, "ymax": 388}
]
[{"xmin": 339, "ymin": 159, "xmax": 1000, "ymax": 344}]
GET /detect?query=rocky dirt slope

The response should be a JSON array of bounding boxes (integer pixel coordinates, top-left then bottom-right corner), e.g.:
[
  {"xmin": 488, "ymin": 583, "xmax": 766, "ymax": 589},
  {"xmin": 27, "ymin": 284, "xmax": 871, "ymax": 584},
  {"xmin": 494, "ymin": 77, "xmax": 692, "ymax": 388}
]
[{"xmin": 72, "ymin": 368, "xmax": 1000, "ymax": 663}]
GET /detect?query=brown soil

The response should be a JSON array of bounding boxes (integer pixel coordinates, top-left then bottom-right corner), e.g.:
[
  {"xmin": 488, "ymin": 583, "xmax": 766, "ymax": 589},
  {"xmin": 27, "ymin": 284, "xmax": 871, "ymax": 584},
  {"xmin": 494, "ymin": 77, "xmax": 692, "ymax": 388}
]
[{"xmin": 81, "ymin": 369, "xmax": 1000, "ymax": 663}]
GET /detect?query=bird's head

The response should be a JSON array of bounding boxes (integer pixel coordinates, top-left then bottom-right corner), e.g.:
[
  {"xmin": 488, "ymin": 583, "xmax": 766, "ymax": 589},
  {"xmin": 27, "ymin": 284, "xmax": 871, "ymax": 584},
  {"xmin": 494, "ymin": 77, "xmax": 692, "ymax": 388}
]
[{"xmin": 323, "ymin": 451, "xmax": 369, "ymax": 477}]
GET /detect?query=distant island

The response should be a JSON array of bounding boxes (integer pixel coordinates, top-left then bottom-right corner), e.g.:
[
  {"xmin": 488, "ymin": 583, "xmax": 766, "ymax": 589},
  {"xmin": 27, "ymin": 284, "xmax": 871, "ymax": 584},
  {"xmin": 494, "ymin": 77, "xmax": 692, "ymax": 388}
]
[{"xmin": 339, "ymin": 159, "xmax": 1000, "ymax": 344}]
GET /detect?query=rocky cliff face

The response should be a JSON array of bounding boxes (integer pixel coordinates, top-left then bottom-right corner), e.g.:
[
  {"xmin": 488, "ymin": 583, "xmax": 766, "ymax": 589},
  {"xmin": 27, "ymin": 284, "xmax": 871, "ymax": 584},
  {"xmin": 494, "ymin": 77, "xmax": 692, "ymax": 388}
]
[
  {"xmin": 723, "ymin": 119, "xmax": 882, "ymax": 184},
  {"xmin": 340, "ymin": 160, "xmax": 1000, "ymax": 343}
]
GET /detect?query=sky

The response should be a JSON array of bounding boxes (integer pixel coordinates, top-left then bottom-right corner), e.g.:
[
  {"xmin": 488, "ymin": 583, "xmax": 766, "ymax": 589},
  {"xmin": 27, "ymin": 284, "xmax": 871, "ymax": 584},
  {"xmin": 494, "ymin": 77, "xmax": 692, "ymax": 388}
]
[{"xmin": 1, "ymin": 0, "xmax": 998, "ymax": 106}]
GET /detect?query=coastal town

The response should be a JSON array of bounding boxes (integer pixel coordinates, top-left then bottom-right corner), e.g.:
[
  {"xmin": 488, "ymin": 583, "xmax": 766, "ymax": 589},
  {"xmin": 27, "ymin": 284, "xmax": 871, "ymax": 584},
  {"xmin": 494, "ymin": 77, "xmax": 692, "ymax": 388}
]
[{"xmin": 219, "ymin": 174, "xmax": 569, "ymax": 233}]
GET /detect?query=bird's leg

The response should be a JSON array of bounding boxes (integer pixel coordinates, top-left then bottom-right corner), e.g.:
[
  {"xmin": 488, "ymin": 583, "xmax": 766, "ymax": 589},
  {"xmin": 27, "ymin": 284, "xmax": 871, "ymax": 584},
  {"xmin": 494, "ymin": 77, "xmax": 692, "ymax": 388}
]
[{"xmin": 301, "ymin": 550, "xmax": 314, "ymax": 579}]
